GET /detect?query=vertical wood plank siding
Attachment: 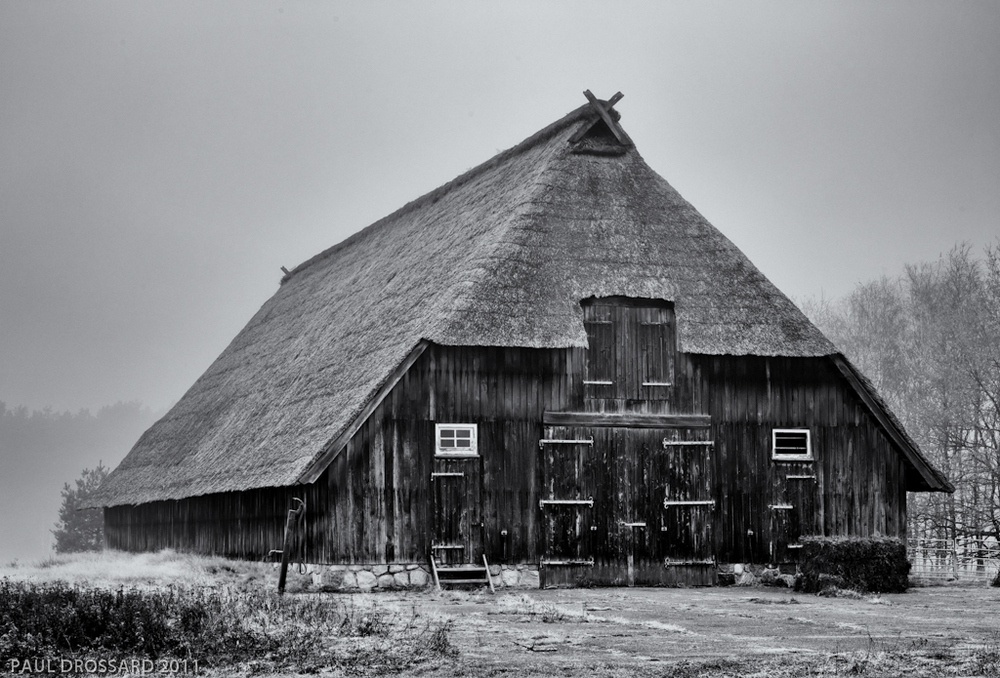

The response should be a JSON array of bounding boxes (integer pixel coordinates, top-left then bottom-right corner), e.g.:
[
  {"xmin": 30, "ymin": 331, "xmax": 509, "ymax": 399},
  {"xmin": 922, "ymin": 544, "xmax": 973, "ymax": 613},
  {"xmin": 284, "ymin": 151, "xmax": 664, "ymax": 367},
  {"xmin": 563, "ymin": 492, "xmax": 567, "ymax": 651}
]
[
  {"xmin": 106, "ymin": 344, "xmax": 908, "ymax": 569},
  {"xmin": 701, "ymin": 356, "xmax": 908, "ymax": 563}
]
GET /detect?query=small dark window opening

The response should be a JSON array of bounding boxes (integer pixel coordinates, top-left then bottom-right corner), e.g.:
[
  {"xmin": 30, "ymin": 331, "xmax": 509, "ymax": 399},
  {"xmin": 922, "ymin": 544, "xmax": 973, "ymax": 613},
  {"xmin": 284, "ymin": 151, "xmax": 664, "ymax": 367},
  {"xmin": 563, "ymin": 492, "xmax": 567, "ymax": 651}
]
[{"xmin": 772, "ymin": 429, "xmax": 812, "ymax": 461}]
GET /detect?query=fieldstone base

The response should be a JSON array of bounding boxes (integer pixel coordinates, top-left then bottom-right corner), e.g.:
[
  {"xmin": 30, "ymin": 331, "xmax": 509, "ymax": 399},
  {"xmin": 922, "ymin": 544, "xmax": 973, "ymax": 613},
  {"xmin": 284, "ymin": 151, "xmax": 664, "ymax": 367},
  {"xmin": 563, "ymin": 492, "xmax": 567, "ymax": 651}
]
[
  {"xmin": 718, "ymin": 563, "xmax": 798, "ymax": 588},
  {"xmin": 492, "ymin": 564, "xmax": 540, "ymax": 589},
  {"xmin": 291, "ymin": 562, "xmax": 540, "ymax": 591},
  {"xmin": 302, "ymin": 563, "xmax": 433, "ymax": 592}
]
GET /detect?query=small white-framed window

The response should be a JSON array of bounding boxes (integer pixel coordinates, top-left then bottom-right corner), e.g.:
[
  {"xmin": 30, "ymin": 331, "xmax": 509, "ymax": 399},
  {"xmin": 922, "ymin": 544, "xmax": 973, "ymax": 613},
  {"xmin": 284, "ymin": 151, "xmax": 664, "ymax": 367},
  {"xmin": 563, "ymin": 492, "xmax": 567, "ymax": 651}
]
[
  {"xmin": 435, "ymin": 423, "xmax": 478, "ymax": 457},
  {"xmin": 772, "ymin": 429, "xmax": 812, "ymax": 461}
]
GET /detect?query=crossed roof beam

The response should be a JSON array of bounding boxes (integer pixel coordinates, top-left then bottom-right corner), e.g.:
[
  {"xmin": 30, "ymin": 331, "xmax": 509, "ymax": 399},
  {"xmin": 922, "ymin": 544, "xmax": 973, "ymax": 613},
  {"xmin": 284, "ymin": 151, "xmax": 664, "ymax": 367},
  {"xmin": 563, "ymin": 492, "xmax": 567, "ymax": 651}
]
[{"xmin": 569, "ymin": 90, "xmax": 634, "ymax": 147}]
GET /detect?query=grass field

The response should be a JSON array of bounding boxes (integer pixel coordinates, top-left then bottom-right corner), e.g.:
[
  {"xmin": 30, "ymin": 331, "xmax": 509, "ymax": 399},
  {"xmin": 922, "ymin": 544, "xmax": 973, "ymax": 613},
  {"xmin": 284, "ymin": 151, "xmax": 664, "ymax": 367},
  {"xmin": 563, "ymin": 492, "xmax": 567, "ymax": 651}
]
[{"xmin": 2, "ymin": 551, "xmax": 999, "ymax": 677}]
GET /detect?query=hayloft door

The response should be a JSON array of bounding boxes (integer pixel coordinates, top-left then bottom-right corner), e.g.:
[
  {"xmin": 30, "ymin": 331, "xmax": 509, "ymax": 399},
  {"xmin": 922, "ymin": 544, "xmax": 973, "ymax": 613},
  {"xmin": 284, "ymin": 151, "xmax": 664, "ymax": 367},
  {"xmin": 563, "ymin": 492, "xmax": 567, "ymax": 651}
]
[{"xmin": 430, "ymin": 425, "xmax": 484, "ymax": 566}]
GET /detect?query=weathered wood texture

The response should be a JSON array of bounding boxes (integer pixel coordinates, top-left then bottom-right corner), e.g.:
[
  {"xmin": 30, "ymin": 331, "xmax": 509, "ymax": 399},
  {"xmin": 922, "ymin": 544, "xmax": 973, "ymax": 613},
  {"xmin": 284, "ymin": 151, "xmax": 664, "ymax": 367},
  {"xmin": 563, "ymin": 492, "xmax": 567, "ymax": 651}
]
[
  {"xmin": 107, "ymin": 336, "xmax": 909, "ymax": 574},
  {"xmin": 107, "ymin": 345, "xmax": 582, "ymax": 564},
  {"xmin": 700, "ymin": 355, "xmax": 908, "ymax": 564}
]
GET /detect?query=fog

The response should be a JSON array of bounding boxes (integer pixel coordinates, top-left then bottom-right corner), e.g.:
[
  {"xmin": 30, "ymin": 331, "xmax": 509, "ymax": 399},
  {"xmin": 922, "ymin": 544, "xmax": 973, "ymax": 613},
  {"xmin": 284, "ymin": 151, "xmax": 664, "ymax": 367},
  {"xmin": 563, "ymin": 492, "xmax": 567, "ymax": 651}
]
[{"xmin": 1, "ymin": 1, "xmax": 997, "ymax": 563}]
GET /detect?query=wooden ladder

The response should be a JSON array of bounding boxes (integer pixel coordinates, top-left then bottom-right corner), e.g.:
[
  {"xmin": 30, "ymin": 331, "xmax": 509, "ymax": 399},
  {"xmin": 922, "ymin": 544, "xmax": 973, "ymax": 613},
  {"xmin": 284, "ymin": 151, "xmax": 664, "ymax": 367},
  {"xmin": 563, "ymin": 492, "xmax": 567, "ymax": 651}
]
[{"xmin": 430, "ymin": 553, "xmax": 495, "ymax": 592}]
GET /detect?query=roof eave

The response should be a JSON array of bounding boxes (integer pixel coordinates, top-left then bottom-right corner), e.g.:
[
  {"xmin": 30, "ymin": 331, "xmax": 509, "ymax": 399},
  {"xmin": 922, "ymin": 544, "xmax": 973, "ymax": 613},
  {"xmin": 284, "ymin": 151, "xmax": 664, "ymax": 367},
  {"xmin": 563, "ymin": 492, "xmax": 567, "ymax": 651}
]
[
  {"xmin": 830, "ymin": 354, "xmax": 954, "ymax": 493},
  {"xmin": 294, "ymin": 339, "xmax": 431, "ymax": 485}
]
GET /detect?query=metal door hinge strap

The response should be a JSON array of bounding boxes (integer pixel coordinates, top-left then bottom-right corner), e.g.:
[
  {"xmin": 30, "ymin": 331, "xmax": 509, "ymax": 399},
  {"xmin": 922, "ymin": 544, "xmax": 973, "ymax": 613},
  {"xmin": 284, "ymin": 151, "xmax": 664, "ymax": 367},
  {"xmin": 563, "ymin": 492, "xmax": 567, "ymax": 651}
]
[
  {"xmin": 539, "ymin": 437, "xmax": 594, "ymax": 448},
  {"xmin": 541, "ymin": 559, "xmax": 595, "ymax": 567},
  {"xmin": 431, "ymin": 544, "xmax": 465, "ymax": 550},
  {"xmin": 786, "ymin": 475, "xmax": 817, "ymax": 480},
  {"xmin": 621, "ymin": 522, "xmax": 647, "ymax": 528},
  {"xmin": 642, "ymin": 382, "xmax": 673, "ymax": 387},
  {"xmin": 663, "ymin": 500, "xmax": 716, "ymax": 508},
  {"xmin": 430, "ymin": 472, "xmax": 464, "ymax": 478},
  {"xmin": 769, "ymin": 504, "xmax": 794, "ymax": 510},
  {"xmin": 583, "ymin": 380, "xmax": 613, "ymax": 385},
  {"xmin": 539, "ymin": 498, "xmax": 594, "ymax": 508},
  {"xmin": 661, "ymin": 441, "xmax": 715, "ymax": 446}
]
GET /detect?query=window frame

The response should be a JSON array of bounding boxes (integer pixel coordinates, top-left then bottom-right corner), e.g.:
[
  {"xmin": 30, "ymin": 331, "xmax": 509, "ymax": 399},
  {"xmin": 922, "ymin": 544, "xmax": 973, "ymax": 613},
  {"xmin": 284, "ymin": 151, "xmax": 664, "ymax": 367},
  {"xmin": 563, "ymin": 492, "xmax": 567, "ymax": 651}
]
[
  {"xmin": 435, "ymin": 423, "xmax": 479, "ymax": 458},
  {"xmin": 771, "ymin": 428, "xmax": 813, "ymax": 462}
]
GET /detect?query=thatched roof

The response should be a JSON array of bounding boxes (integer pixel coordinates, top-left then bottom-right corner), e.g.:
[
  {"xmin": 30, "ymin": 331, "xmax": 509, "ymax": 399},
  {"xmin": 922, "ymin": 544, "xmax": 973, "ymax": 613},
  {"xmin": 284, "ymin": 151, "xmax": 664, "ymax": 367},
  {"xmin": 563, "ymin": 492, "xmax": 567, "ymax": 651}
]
[{"xmin": 92, "ymin": 97, "xmax": 948, "ymax": 507}]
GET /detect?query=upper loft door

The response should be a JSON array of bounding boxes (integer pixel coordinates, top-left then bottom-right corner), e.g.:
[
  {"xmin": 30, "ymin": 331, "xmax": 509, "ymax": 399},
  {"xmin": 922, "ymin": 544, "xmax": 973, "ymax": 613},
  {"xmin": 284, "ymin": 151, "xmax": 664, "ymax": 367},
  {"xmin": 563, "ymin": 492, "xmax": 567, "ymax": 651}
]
[{"xmin": 582, "ymin": 298, "xmax": 676, "ymax": 404}]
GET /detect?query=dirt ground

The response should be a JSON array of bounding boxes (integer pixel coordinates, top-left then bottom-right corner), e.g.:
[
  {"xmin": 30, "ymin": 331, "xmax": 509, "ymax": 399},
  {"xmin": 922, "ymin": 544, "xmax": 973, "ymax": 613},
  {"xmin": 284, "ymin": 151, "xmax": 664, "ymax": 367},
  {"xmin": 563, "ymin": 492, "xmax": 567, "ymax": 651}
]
[{"xmin": 368, "ymin": 584, "xmax": 1000, "ymax": 677}]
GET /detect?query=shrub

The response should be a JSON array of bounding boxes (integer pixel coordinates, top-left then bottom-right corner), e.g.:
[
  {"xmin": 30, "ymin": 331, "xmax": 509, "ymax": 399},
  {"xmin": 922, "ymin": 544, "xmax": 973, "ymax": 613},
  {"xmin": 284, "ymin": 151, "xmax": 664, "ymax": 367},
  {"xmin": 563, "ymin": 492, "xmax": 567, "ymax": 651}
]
[{"xmin": 795, "ymin": 536, "xmax": 910, "ymax": 594}]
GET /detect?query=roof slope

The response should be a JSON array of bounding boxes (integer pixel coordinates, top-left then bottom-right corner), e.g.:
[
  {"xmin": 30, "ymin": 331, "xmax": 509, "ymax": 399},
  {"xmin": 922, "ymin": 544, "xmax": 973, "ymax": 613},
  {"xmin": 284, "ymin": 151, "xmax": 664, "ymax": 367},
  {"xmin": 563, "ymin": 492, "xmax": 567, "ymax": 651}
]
[{"xmin": 94, "ymin": 100, "xmax": 876, "ymax": 507}]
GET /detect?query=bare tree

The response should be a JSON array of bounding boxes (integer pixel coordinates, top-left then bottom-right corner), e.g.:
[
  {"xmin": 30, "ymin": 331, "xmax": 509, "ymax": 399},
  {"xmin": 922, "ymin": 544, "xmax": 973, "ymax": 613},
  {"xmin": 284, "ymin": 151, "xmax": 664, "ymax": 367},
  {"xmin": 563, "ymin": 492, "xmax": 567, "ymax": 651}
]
[{"xmin": 805, "ymin": 244, "xmax": 1000, "ymax": 546}]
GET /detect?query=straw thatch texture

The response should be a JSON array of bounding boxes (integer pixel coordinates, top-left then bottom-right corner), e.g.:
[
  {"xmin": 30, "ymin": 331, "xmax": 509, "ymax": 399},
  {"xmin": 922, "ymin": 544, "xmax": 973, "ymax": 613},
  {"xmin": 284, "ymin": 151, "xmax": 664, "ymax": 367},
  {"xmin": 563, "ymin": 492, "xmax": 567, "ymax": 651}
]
[{"xmin": 93, "ymin": 103, "xmax": 839, "ymax": 507}]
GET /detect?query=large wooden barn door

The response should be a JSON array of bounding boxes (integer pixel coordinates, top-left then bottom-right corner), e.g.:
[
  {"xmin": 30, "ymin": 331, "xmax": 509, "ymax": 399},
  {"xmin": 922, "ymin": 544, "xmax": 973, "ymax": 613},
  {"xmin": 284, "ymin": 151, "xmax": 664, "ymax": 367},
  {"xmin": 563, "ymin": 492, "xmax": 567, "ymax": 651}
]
[
  {"xmin": 538, "ymin": 427, "xmax": 597, "ymax": 587},
  {"xmin": 540, "ymin": 425, "xmax": 715, "ymax": 587},
  {"xmin": 430, "ymin": 456, "xmax": 483, "ymax": 565},
  {"xmin": 770, "ymin": 462, "xmax": 818, "ymax": 564},
  {"xmin": 652, "ymin": 430, "xmax": 716, "ymax": 585}
]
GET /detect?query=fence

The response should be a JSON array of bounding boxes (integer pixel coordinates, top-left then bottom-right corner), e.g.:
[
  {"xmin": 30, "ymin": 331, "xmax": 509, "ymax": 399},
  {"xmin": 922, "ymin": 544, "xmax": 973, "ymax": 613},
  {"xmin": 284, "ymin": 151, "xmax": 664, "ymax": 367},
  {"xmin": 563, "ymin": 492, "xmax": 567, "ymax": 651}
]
[{"xmin": 908, "ymin": 537, "xmax": 1000, "ymax": 582}]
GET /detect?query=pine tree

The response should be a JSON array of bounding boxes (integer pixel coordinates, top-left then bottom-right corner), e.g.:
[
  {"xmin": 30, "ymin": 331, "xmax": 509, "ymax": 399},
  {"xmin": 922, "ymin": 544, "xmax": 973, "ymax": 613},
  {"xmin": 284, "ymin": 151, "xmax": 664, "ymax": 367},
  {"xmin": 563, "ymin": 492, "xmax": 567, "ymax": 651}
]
[{"xmin": 52, "ymin": 463, "xmax": 109, "ymax": 553}]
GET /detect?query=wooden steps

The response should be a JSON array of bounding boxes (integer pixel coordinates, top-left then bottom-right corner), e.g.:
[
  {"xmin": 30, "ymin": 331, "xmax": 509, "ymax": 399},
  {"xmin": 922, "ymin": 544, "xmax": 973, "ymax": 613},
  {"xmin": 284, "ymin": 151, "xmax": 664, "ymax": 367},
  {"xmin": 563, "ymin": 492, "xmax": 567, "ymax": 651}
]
[{"xmin": 430, "ymin": 554, "xmax": 495, "ymax": 592}]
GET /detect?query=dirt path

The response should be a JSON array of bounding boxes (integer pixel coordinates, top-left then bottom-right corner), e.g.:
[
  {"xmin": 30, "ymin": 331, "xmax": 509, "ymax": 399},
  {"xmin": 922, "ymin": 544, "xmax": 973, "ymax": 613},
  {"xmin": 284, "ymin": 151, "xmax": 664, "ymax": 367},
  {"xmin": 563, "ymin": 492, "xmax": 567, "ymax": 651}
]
[{"xmin": 369, "ymin": 585, "xmax": 1000, "ymax": 676}]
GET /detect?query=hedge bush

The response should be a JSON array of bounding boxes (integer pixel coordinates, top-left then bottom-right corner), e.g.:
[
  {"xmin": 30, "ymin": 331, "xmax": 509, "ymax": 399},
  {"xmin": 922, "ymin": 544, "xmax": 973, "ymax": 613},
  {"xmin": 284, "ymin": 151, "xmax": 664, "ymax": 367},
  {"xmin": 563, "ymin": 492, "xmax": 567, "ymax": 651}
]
[{"xmin": 794, "ymin": 536, "xmax": 910, "ymax": 594}]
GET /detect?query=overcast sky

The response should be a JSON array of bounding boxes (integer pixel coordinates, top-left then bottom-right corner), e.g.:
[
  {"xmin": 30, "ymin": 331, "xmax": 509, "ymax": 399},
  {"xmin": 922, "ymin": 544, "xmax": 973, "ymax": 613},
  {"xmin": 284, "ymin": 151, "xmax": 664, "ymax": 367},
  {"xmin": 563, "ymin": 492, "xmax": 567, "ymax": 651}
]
[{"xmin": 2, "ymin": 1, "xmax": 998, "ymax": 417}]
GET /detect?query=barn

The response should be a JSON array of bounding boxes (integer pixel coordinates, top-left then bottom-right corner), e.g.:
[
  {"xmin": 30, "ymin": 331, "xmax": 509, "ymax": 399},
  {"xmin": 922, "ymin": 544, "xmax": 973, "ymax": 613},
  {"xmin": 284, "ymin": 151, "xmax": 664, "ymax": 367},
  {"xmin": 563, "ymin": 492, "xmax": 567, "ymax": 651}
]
[{"xmin": 91, "ymin": 93, "xmax": 952, "ymax": 588}]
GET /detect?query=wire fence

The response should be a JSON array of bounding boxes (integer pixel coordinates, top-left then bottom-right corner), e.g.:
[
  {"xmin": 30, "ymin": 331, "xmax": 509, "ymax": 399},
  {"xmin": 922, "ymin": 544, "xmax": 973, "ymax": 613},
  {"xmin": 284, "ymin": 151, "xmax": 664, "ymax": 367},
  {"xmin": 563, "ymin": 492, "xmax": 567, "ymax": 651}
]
[{"xmin": 908, "ymin": 537, "xmax": 1000, "ymax": 582}]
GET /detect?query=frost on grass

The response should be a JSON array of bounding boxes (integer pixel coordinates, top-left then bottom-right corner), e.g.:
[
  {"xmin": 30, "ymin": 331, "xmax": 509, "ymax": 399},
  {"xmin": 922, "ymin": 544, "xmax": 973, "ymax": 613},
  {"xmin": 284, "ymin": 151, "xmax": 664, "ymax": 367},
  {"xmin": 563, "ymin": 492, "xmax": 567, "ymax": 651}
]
[{"xmin": 0, "ymin": 549, "xmax": 270, "ymax": 589}]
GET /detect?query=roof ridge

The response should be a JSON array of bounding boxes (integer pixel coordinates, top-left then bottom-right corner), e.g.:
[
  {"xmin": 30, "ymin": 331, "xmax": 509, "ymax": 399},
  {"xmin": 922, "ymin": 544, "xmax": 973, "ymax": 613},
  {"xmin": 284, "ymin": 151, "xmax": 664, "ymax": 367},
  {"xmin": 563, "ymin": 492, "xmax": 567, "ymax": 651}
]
[{"xmin": 281, "ymin": 103, "xmax": 596, "ymax": 284}]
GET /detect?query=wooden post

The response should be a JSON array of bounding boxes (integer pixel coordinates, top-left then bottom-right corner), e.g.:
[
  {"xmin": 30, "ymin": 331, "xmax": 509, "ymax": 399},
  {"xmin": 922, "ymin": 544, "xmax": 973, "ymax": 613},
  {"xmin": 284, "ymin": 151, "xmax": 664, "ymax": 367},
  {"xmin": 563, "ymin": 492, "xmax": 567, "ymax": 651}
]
[
  {"xmin": 277, "ymin": 498, "xmax": 305, "ymax": 595},
  {"xmin": 483, "ymin": 554, "xmax": 495, "ymax": 594}
]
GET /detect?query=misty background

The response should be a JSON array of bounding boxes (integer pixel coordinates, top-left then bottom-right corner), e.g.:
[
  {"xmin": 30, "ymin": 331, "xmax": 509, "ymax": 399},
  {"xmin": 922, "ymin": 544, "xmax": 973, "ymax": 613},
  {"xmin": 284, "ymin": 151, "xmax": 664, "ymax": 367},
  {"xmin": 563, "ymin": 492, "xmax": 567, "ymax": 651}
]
[{"xmin": 1, "ymin": 2, "xmax": 997, "ymax": 564}]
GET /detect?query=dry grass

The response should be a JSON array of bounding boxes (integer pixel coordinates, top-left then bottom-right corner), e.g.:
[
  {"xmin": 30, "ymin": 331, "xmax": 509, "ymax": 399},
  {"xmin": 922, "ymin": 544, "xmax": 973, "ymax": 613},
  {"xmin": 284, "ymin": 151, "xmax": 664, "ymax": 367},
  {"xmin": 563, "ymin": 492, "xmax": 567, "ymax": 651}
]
[
  {"xmin": 4, "ymin": 553, "xmax": 1000, "ymax": 677},
  {"xmin": 0, "ymin": 548, "xmax": 271, "ymax": 589},
  {"xmin": 0, "ymin": 551, "xmax": 458, "ymax": 676}
]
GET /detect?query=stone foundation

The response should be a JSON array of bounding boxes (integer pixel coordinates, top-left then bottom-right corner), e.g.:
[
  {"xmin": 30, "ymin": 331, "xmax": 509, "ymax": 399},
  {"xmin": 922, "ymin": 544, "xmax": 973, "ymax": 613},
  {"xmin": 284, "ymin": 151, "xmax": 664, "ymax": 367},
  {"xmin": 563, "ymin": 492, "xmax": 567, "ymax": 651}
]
[
  {"xmin": 287, "ymin": 562, "xmax": 540, "ymax": 592},
  {"xmin": 717, "ymin": 563, "xmax": 798, "ymax": 588}
]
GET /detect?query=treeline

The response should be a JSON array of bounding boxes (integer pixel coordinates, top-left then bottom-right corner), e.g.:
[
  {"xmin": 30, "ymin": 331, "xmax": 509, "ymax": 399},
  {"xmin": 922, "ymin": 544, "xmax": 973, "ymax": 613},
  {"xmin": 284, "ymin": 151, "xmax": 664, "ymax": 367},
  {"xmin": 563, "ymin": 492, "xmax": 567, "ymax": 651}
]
[
  {"xmin": 804, "ymin": 243, "xmax": 1000, "ymax": 544},
  {"xmin": 0, "ymin": 402, "xmax": 160, "ymax": 563}
]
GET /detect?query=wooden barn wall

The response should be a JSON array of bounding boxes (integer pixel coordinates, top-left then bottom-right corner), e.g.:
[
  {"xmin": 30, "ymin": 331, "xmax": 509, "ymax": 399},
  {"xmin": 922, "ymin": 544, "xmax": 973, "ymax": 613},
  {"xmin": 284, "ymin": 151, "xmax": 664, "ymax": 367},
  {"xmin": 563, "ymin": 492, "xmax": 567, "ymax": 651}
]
[
  {"xmin": 374, "ymin": 345, "xmax": 585, "ymax": 564},
  {"xmin": 700, "ymin": 355, "xmax": 908, "ymax": 564},
  {"xmin": 104, "ymin": 480, "xmax": 330, "ymax": 561},
  {"xmin": 106, "ymin": 346, "xmax": 912, "ymax": 570},
  {"xmin": 107, "ymin": 344, "xmax": 585, "ymax": 564}
]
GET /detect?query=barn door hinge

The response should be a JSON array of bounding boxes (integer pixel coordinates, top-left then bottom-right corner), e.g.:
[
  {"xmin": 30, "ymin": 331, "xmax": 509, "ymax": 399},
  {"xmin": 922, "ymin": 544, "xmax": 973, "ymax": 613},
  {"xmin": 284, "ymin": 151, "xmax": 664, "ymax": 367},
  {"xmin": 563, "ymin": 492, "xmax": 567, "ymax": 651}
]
[
  {"xmin": 769, "ymin": 504, "xmax": 794, "ymax": 510},
  {"xmin": 539, "ymin": 498, "xmax": 594, "ymax": 508},
  {"xmin": 662, "ymin": 499, "xmax": 716, "ymax": 508},
  {"xmin": 539, "ymin": 437, "xmax": 594, "ymax": 448}
]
